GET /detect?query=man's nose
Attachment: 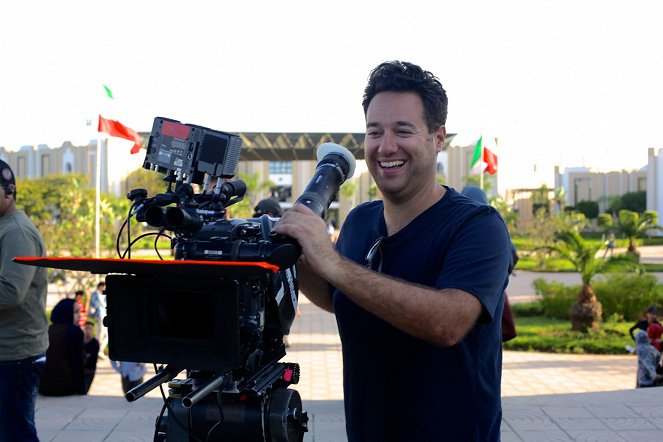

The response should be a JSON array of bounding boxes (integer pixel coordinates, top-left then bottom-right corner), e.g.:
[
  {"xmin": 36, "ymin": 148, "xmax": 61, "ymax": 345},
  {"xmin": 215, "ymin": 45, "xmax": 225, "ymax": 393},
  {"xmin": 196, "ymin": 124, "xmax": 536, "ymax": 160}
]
[{"xmin": 378, "ymin": 132, "xmax": 398, "ymax": 154}]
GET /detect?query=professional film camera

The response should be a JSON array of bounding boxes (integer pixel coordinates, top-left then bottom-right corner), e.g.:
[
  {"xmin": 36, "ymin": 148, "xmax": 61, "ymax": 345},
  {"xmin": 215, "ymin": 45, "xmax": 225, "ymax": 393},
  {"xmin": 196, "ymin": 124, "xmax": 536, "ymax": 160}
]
[{"xmin": 17, "ymin": 117, "xmax": 355, "ymax": 441}]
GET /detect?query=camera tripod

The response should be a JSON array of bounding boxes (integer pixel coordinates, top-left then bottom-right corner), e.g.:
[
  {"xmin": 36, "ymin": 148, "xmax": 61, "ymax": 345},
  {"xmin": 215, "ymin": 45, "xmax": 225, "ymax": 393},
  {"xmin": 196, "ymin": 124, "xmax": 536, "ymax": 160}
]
[{"xmin": 128, "ymin": 361, "xmax": 308, "ymax": 441}]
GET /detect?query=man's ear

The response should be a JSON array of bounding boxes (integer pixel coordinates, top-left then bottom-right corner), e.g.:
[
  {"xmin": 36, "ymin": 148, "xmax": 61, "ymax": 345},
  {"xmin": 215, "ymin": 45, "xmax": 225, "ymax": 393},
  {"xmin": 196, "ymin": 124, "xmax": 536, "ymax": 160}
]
[
  {"xmin": 5, "ymin": 184, "xmax": 15, "ymax": 197},
  {"xmin": 434, "ymin": 126, "xmax": 446, "ymax": 153}
]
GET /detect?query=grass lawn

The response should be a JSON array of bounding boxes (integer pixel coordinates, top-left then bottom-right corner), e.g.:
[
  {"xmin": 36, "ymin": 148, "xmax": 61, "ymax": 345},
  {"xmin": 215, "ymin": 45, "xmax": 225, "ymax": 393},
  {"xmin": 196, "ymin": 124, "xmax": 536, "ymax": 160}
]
[
  {"xmin": 504, "ymin": 316, "xmax": 635, "ymax": 355},
  {"xmin": 515, "ymin": 254, "xmax": 663, "ymax": 272}
]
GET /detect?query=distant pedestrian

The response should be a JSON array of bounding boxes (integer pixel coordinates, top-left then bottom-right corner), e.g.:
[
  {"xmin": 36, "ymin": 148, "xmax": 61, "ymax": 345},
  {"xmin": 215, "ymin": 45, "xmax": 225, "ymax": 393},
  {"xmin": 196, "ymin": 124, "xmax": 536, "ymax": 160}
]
[
  {"xmin": 602, "ymin": 232, "xmax": 616, "ymax": 258},
  {"xmin": 111, "ymin": 360, "xmax": 148, "ymax": 394},
  {"xmin": 89, "ymin": 281, "xmax": 108, "ymax": 359}
]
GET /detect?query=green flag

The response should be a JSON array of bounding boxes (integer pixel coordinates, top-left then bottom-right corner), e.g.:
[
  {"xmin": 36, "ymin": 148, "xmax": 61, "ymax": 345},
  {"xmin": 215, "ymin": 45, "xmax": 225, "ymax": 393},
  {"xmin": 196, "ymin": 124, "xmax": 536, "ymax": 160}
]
[
  {"xmin": 471, "ymin": 135, "xmax": 483, "ymax": 167},
  {"xmin": 103, "ymin": 85, "xmax": 114, "ymax": 99}
]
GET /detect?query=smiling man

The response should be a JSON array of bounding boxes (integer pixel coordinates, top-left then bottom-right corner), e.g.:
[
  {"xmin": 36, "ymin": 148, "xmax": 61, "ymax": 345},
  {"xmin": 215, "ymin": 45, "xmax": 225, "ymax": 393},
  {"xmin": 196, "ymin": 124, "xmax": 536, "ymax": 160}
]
[{"xmin": 275, "ymin": 61, "xmax": 511, "ymax": 441}]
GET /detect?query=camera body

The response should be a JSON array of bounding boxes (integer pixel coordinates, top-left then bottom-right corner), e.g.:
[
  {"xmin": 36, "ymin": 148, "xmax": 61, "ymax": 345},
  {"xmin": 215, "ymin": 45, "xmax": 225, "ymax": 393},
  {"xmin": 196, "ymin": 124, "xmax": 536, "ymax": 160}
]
[
  {"xmin": 113, "ymin": 117, "xmax": 307, "ymax": 440},
  {"xmin": 108, "ymin": 117, "xmax": 301, "ymax": 375}
]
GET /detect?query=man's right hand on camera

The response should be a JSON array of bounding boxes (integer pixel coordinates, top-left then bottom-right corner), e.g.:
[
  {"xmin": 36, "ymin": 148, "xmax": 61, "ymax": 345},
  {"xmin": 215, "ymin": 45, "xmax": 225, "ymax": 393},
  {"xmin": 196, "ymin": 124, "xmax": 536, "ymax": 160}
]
[{"xmin": 274, "ymin": 204, "xmax": 337, "ymax": 312}]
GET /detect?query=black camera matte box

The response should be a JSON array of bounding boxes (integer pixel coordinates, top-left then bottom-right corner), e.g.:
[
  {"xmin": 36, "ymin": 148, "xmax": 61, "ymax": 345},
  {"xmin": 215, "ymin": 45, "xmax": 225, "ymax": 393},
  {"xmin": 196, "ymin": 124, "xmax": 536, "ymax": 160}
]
[
  {"xmin": 105, "ymin": 274, "xmax": 242, "ymax": 371},
  {"xmin": 13, "ymin": 256, "xmax": 279, "ymax": 371}
]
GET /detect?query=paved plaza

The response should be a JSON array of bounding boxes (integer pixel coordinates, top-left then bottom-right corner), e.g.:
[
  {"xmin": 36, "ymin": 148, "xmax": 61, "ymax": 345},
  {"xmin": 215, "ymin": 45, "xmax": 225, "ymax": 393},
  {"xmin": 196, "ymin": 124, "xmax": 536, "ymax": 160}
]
[{"xmin": 35, "ymin": 253, "xmax": 663, "ymax": 441}]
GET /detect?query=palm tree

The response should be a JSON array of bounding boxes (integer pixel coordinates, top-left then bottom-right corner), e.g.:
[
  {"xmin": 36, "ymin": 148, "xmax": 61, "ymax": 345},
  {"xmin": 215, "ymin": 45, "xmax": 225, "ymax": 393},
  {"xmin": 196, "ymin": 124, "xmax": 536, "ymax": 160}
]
[
  {"xmin": 553, "ymin": 187, "xmax": 566, "ymax": 213},
  {"xmin": 613, "ymin": 210, "xmax": 661, "ymax": 259},
  {"xmin": 233, "ymin": 171, "xmax": 275, "ymax": 218},
  {"xmin": 541, "ymin": 229, "xmax": 638, "ymax": 331}
]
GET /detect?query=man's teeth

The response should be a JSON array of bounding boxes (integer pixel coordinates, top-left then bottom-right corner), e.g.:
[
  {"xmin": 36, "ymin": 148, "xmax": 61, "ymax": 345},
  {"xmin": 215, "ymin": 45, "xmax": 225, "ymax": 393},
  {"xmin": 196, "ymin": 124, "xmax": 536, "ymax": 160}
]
[{"xmin": 380, "ymin": 161, "xmax": 404, "ymax": 168}]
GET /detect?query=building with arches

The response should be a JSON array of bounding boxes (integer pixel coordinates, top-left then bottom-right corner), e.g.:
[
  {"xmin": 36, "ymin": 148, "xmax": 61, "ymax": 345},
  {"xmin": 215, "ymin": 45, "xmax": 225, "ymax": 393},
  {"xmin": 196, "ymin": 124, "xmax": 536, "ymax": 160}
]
[{"xmin": 9, "ymin": 132, "xmax": 654, "ymax": 231}]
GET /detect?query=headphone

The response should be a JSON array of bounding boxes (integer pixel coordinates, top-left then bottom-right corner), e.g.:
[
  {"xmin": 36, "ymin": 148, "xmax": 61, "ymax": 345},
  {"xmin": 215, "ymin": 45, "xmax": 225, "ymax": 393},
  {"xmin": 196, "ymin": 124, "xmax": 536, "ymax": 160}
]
[{"xmin": 4, "ymin": 184, "xmax": 14, "ymax": 197}]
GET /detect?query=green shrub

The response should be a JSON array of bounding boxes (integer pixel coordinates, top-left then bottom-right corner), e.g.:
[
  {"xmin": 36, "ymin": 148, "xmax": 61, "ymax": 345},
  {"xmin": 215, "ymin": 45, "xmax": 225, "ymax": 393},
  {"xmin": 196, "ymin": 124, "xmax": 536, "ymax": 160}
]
[
  {"xmin": 533, "ymin": 278, "xmax": 577, "ymax": 319},
  {"xmin": 528, "ymin": 273, "xmax": 663, "ymax": 323},
  {"xmin": 510, "ymin": 300, "xmax": 544, "ymax": 317},
  {"xmin": 593, "ymin": 273, "xmax": 663, "ymax": 321},
  {"xmin": 576, "ymin": 200, "xmax": 599, "ymax": 219},
  {"xmin": 643, "ymin": 237, "xmax": 663, "ymax": 246},
  {"xmin": 503, "ymin": 316, "xmax": 633, "ymax": 354},
  {"xmin": 515, "ymin": 253, "xmax": 579, "ymax": 272}
]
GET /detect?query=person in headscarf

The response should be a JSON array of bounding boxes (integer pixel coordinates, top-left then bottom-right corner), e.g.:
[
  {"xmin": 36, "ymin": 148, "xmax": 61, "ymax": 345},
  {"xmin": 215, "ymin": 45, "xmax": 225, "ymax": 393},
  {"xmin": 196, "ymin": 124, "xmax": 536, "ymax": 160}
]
[
  {"xmin": 648, "ymin": 322, "xmax": 663, "ymax": 351},
  {"xmin": 635, "ymin": 329, "xmax": 660, "ymax": 388},
  {"xmin": 39, "ymin": 298, "xmax": 86, "ymax": 396}
]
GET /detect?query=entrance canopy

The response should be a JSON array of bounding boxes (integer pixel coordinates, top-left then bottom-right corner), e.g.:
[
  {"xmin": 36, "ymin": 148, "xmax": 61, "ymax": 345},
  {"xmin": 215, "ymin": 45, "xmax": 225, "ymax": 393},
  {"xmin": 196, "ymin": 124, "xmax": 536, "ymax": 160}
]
[
  {"xmin": 236, "ymin": 132, "xmax": 365, "ymax": 161},
  {"xmin": 232, "ymin": 132, "xmax": 456, "ymax": 162}
]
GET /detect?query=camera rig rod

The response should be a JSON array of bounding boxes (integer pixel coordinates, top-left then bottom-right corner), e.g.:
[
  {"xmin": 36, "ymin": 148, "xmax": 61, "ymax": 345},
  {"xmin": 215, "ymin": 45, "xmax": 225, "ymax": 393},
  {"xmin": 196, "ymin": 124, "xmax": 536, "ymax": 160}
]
[
  {"xmin": 182, "ymin": 373, "xmax": 227, "ymax": 409},
  {"xmin": 125, "ymin": 365, "xmax": 182, "ymax": 402}
]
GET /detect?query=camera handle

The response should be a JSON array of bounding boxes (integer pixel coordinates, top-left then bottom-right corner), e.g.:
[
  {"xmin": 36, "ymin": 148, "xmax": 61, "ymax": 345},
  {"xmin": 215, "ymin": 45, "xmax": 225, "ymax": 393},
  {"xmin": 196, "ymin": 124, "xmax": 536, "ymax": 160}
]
[{"xmin": 267, "ymin": 231, "xmax": 302, "ymax": 267}]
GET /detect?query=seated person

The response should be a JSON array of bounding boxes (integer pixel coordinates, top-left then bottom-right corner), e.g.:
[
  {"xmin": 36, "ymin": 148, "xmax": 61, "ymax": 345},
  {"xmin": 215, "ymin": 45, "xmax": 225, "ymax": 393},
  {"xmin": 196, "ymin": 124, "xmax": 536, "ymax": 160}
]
[
  {"xmin": 74, "ymin": 290, "xmax": 88, "ymax": 328},
  {"xmin": 647, "ymin": 322, "xmax": 663, "ymax": 351},
  {"xmin": 39, "ymin": 299, "xmax": 86, "ymax": 396},
  {"xmin": 635, "ymin": 330, "xmax": 661, "ymax": 388},
  {"xmin": 629, "ymin": 305, "xmax": 660, "ymax": 340}
]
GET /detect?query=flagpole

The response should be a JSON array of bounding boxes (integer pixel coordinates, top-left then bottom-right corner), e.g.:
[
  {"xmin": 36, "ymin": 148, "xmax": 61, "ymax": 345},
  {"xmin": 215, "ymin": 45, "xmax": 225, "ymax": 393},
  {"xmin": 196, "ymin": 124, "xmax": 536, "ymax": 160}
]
[
  {"xmin": 480, "ymin": 163, "xmax": 484, "ymax": 190},
  {"xmin": 95, "ymin": 135, "xmax": 102, "ymax": 259}
]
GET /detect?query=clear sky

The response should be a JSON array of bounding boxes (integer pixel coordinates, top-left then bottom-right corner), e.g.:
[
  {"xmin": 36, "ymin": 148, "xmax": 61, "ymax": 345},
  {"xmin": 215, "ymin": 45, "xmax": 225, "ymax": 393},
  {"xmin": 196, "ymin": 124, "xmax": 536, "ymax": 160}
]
[{"xmin": 1, "ymin": 0, "xmax": 662, "ymax": 192}]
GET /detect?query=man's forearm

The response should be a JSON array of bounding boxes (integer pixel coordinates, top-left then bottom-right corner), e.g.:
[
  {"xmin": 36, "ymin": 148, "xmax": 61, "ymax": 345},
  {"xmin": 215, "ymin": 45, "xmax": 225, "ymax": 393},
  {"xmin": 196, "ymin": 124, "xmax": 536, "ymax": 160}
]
[{"xmin": 322, "ymin": 255, "xmax": 482, "ymax": 347}]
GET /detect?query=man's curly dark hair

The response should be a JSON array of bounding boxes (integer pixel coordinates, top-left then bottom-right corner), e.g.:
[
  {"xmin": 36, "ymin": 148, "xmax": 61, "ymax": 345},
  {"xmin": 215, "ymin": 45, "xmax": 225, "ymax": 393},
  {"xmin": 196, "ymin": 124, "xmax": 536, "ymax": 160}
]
[{"xmin": 362, "ymin": 61, "xmax": 448, "ymax": 133}]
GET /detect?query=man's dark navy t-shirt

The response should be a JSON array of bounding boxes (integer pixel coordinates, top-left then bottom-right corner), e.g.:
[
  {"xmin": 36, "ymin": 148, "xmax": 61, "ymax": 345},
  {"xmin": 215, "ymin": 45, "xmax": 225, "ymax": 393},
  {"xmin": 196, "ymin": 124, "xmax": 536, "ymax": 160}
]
[{"xmin": 332, "ymin": 187, "xmax": 511, "ymax": 441}]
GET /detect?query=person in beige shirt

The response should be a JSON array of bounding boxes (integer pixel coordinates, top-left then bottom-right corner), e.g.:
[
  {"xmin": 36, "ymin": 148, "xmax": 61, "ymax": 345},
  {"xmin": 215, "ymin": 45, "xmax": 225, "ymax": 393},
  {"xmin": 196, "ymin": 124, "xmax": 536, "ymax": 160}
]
[{"xmin": 0, "ymin": 159, "xmax": 48, "ymax": 442}]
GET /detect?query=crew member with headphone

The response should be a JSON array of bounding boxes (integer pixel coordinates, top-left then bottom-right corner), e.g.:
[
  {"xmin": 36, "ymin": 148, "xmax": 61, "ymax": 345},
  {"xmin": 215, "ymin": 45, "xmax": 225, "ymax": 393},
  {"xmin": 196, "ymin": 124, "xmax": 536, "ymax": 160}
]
[
  {"xmin": 1, "ymin": 165, "xmax": 14, "ymax": 197},
  {"xmin": 0, "ymin": 159, "xmax": 50, "ymax": 441}
]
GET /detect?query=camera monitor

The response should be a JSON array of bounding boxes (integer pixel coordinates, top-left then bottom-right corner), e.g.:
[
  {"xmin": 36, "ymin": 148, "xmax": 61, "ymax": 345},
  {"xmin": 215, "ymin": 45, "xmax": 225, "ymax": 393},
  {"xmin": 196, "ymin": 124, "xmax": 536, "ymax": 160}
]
[{"xmin": 144, "ymin": 117, "xmax": 242, "ymax": 184}]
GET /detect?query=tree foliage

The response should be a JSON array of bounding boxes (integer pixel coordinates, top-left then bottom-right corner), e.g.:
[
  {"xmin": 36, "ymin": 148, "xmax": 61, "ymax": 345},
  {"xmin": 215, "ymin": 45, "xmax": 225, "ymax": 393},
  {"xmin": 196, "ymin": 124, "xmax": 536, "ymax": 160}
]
[
  {"xmin": 537, "ymin": 228, "xmax": 639, "ymax": 331},
  {"xmin": 575, "ymin": 200, "xmax": 599, "ymax": 219},
  {"xmin": 226, "ymin": 171, "xmax": 275, "ymax": 218},
  {"xmin": 545, "ymin": 230, "xmax": 636, "ymax": 286},
  {"xmin": 17, "ymin": 174, "xmax": 129, "ymax": 293},
  {"xmin": 598, "ymin": 213, "xmax": 613, "ymax": 230},
  {"xmin": 553, "ymin": 187, "xmax": 566, "ymax": 213},
  {"xmin": 613, "ymin": 210, "xmax": 662, "ymax": 256},
  {"xmin": 17, "ymin": 174, "xmax": 128, "ymax": 257},
  {"xmin": 532, "ymin": 184, "xmax": 552, "ymax": 215},
  {"xmin": 124, "ymin": 167, "xmax": 170, "ymax": 198},
  {"xmin": 608, "ymin": 190, "xmax": 646, "ymax": 214}
]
